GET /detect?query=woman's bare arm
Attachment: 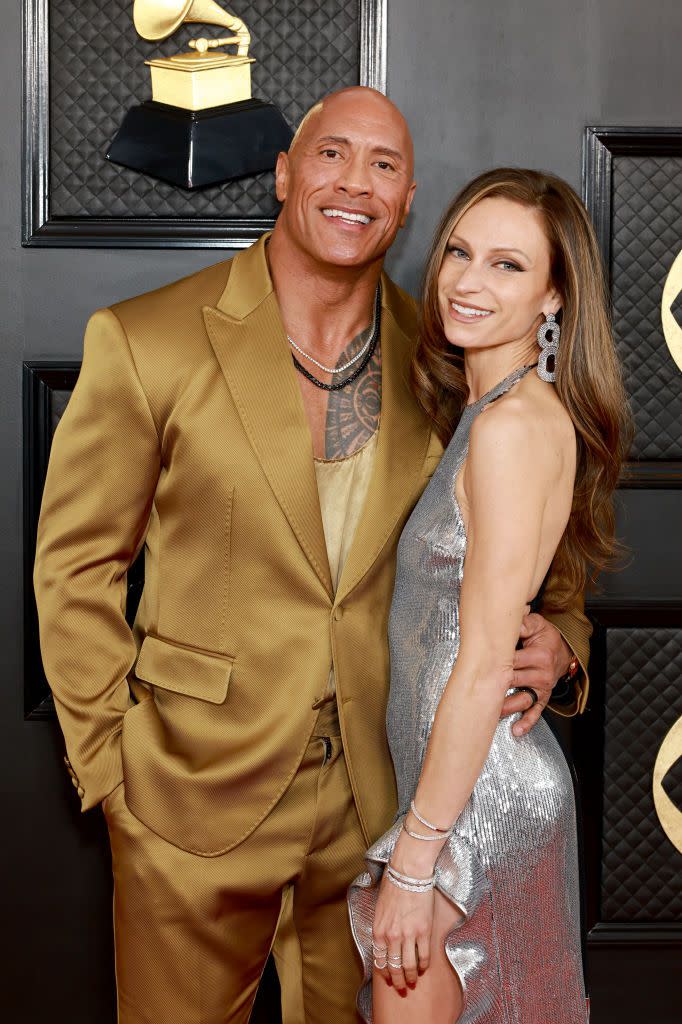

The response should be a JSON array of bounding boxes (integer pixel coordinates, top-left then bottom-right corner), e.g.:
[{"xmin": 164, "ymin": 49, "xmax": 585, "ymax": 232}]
[{"xmin": 409, "ymin": 403, "xmax": 556, "ymax": 832}]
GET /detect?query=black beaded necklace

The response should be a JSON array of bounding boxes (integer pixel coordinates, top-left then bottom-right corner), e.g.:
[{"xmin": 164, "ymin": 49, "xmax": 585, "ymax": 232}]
[{"xmin": 290, "ymin": 286, "xmax": 382, "ymax": 392}]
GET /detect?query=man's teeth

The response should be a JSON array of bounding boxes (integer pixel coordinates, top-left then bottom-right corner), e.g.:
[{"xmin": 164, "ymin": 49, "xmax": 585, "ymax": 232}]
[
  {"xmin": 322, "ymin": 208, "xmax": 372, "ymax": 225},
  {"xmin": 451, "ymin": 302, "xmax": 492, "ymax": 318}
]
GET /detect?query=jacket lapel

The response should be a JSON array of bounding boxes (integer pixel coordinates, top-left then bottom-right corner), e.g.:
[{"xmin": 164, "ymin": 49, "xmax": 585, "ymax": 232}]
[
  {"xmin": 203, "ymin": 236, "xmax": 333, "ymax": 599},
  {"xmin": 336, "ymin": 276, "xmax": 432, "ymax": 604}
]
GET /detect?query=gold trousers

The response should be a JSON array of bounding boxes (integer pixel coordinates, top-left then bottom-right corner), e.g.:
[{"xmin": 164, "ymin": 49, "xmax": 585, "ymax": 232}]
[{"xmin": 104, "ymin": 703, "xmax": 365, "ymax": 1023}]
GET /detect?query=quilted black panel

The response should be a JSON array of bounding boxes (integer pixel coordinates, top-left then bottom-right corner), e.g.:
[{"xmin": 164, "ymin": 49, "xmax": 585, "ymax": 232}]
[
  {"xmin": 601, "ymin": 628, "xmax": 682, "ymax": 921},
  {"xmin": 611, "ymin": 156, "xmax": 682, "ymax": 459},
  {"xmin": 672, "ymin": 289, "xmax": 682, "ymax": 329},
  {"xmin": 662, "ymin": 756, "xmax": 682, "ymax": 809},
  {"xmin": 50, "ymin": 389, "xmax": 71, "ymax": 433},
  {"xmin": 49, "ymin": 0, "xmax": 359, "ymax": 218}
]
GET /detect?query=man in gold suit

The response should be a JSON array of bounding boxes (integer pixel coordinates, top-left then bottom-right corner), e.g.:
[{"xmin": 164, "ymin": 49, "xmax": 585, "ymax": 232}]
[{"xmin": 34, "ymin": 88, "xmax": 590, "ymax": 1024}]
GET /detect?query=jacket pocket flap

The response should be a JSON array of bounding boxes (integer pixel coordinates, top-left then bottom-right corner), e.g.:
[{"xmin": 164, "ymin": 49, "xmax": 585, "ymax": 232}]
[{"xmin": 135, "ymin": 636, "xmax": 233, "ymax": 704}]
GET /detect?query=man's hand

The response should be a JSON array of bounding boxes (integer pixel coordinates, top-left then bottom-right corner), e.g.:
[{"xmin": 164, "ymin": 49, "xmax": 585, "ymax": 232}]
[{"xmin": 501, "ymin": 612, "xmax": 573, "ymax": 737}]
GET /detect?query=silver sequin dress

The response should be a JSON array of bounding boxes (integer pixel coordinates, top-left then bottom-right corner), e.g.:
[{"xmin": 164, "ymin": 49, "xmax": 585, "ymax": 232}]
[{"xmin": 348, "ymin": 366, "xmax": 588, "ymax": 1024}]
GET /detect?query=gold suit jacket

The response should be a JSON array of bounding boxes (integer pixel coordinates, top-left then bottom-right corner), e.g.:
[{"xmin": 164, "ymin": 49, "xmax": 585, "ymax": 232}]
[{"xmin": 34, "ymin": 235, "xmax": 591, "ymax": 856}]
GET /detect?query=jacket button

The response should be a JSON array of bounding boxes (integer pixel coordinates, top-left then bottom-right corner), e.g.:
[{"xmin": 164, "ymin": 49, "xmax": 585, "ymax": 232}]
[{"xmin": 333, "ymin": 606, "xmax": 344, "ymax": 621}]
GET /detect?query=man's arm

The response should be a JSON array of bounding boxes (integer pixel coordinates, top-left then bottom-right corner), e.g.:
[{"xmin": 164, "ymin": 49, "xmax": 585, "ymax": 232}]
[
  {"xmin": 541, "ymin": 566, "xmax": 591, "ymax": 716},
  {"xmin": 502, "ymin": 567, "xmax": 591, "ymax": 734},
  {"xmin": 34, "ymin": 308, "xmax": 161, "ymax": 810}
]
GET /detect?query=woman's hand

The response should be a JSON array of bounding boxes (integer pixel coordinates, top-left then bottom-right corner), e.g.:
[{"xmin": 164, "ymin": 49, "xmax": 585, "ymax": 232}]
[{"xmin": 372, "ymin": 868, "xmax": 435, "ymax": 993}]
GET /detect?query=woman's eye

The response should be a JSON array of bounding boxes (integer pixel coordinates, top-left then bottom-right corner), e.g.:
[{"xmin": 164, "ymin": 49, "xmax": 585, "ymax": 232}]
[
  {"xmin": 447, "ymin": 246, "xmax": 469, "ymax": 260},
  {"xmin": 497, "ymin": 260, "xmax": 522, "ymax": 272}
]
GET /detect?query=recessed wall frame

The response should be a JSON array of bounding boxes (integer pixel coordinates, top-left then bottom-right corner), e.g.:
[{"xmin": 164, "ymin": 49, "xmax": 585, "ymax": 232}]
[
  {"xmin": 23, "ymin": 362, "xmax": 144, "ymax": 719},
  {"xmin": 576, "ymin": 601, "xmax": 682, "ymax": 947},
  {"xmin": 583, "ymin": 127, "xmax": 682, "ymax": 489},
  {"xmin": 23, "ymin": 362, "xmax": 80, "ymax": 718},
  {"xmin": 22, "ymin": 0, "xmax": 387, "ymax": 249}
]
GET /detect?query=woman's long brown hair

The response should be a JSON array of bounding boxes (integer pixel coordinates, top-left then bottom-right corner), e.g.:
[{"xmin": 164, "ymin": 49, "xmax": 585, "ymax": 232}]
[{"xmin": 412, "ymin": 168, "xmax": 633, "ymax": 606}]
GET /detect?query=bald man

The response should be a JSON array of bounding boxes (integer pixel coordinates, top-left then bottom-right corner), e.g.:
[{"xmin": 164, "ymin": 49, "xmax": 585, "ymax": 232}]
[{"xmin": 34, "ymin": 88, "xmax": 590, "ymax": 1024}]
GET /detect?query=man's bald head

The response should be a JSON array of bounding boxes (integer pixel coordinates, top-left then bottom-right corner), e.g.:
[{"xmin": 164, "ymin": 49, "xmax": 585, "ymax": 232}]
[
  {"xmin": 289, "ymin": 87, "xmax": 414, "ymax": 178},
  {"xmin": 271, "ymin": 86, "xmax": 416, "ymax": 272}
]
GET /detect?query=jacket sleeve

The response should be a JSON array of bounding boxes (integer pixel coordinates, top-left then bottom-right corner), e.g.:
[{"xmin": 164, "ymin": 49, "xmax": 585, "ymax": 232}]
[
  {"xmin": 33, "ymin": 308, "xmax": 161, "ymax": 810},
  {"xmin": 541, "ymin": 566, "xmax": 592, "ymax": 718}
]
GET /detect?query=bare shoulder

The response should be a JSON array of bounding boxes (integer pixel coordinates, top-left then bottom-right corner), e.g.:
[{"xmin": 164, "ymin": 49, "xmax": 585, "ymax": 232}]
[{"xmin": 468, "ymin": 375, "xmax": 575, "ymax": 484}]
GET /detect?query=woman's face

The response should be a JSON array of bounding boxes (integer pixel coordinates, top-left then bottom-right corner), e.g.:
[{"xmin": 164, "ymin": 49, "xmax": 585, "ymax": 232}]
[{"xmin": 437, "ymin": 196, "xmax": 561, "ymax": 354}]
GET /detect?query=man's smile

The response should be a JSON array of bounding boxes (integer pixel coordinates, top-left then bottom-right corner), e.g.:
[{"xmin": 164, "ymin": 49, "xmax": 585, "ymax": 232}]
[{"xmin": 321, "ymin": 207, "xmax": 374, "ymax": 227}]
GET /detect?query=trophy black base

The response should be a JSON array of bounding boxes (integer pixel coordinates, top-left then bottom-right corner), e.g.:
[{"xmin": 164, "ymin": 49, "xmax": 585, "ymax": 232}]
[{"xmin": 106, "ymin": 98, "xmax": 293, "ymax": 189}]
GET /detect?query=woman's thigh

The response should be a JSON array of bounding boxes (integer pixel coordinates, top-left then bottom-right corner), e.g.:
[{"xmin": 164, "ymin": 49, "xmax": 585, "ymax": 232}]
[{"xmin": 373, "ymin": 891, "xmax": 464, "ymax": 1024}]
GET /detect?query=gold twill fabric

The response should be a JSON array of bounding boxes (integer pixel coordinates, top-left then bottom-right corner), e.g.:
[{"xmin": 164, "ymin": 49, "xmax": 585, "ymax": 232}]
[
  {"xmin": 103, "ymin": 709, "xmax": 366, "ymax": 1024},
  {"xmin": 34, "ymin": 233, "xmax": 592, "ymax": 859}
]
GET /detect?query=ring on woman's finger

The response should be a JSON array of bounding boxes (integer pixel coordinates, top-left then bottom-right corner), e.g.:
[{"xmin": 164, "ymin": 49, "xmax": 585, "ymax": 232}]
[
  {"xmin": 387, "ymin": 956, "xmax": 403, "ymax": 968},
  {"xmin": 373, "ymin": 957, "xmax": 388, "ymax": 970},
  {"xmin": 372, "ymin": 941, "xmax": 388, "ymax": 953}
]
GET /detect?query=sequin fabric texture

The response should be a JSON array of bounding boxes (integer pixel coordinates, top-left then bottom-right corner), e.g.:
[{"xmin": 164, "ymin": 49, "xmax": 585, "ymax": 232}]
[{"xmin": 348, "ymin": 366, "xmax": 588, "ymax": 1023}]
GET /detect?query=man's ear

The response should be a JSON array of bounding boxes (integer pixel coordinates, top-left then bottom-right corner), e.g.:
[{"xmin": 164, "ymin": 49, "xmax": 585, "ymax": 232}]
[
  {"xmin": 275, "ymin": 152, "xmax": 289, "ymax": 203},
  {"xmin": 399, "ymin": 180, "xmax": 417, "ymax": 228}
]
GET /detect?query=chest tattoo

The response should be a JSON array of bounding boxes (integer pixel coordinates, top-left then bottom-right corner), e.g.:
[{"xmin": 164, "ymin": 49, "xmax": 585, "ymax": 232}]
[{"xmin": 324, "ymin": 330, "xmax": 382, "ymax": 459}]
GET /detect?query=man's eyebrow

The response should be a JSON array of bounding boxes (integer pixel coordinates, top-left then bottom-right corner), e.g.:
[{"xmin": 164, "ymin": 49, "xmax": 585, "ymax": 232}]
[
  {"xmin": 371, "ymin": 146, "xmax": 405, "ymax": 162},
  {"xmin": 315, "ymin": 135, "xmax": 350, "ymax": 146},
  {"xmin": 314, "ymin": 136, "xmax": 406, "ymax": 162}
]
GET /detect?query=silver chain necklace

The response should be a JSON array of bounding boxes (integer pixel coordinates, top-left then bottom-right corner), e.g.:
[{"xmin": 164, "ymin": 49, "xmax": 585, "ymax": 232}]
[{"xmin": 286, "ymin": 291, "xmax": 378, "ymax": 375}]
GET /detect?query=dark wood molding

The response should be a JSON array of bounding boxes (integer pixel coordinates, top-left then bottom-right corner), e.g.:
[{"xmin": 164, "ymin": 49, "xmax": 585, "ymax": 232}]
[
  {"xmin": 582, "ymin": 126, "xmax": 682, "ymax": 487},
  {"xmin": 583, "ymin": 126, "xmax": 682, "ymax": 286},
  {"xmin": 619, "ymin": 461, "xmax": 682, "ymax": 489},
  {"xmin": 585, "ymin": 599, "xmax": 682, "ymax": 627},
  {"xmin": 22, "ymin": 0, "xmax": 388, "ymax": 249},
  {"xmin": 23, "ymin": 361, "xmax": 81, "ymax": 719},
  {"xmin": 588, "ymin": 922, "xmax": 682, "ymax": 947},
  {"xmin": 24, "ymin": 360, "xmax": 146, "ymax": 720},
  {"xmin": 573, "ymin": 607, "xmax": 682, "ymax": 949}
]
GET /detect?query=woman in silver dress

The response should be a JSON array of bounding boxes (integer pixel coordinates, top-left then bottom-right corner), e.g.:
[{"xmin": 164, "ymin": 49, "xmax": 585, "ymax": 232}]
[{"xmin": 348, "ymin": 168, "xmax": 631, "ymax": 1023}]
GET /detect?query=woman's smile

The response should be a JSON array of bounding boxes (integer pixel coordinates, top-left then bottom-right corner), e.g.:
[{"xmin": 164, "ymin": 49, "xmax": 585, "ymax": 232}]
[{"xmin": 447, "ymin": 299, "xmax": 494, "ymax": 322}]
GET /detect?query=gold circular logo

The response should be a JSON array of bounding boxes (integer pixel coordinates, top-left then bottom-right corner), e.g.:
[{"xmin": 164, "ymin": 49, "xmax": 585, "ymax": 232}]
[
  {"xmin": 652, "ymin": 714, "xmax": 682, "ymax": 854},
  {"xmin": 661, "ymin": 248, "xmax": 682, "ymax": 374}
]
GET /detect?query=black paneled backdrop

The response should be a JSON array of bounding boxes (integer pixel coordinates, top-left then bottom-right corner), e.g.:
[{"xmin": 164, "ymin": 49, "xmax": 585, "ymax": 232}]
[
  {"xmin": 49, "ymin": 0, "xmax": 359, "ymax": 219},
  {"xmin": 601, "ymin": 627, "xmax": 682, "ymax": 922},
  {"xmin": 577, "ymin": 130, "xmax": 682, "ymax": 1024},
  {"xmin": 611, "ymin": 155, "xmax": 682, "ymax": 459}
]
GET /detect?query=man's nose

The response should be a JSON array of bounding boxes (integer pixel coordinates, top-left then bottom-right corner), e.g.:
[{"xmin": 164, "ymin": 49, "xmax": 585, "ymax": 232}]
[{"xmin": 335, "ymin": 153, "xmax": 372, "ymax": 196}]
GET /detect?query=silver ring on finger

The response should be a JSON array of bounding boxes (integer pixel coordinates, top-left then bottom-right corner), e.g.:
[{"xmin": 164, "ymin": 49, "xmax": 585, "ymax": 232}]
[
  {"xmin": 387, "ymin": 957, "xmax": 403, "ymax": 968},
  {"xmin": 373, "ymin": 957, "xmax": 388, "ymax": 970}
]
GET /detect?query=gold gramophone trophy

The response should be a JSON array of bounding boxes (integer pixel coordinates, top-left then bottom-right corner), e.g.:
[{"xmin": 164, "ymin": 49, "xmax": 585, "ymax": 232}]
[{"xmin": 106, "ymin": 0, "xmax": 292, "ymax": 189}]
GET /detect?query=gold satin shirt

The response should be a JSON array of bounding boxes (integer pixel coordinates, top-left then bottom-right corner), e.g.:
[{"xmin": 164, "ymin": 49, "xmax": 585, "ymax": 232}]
[{"xmin": 315, "ymin": 431, "xmax": 379, "ymax": 697}]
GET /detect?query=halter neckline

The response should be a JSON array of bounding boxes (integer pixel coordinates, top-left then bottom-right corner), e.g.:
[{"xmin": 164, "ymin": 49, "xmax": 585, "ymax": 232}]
[{"xmin": 465, "ymin": 362, "xmax": 537, "ymax": 410}]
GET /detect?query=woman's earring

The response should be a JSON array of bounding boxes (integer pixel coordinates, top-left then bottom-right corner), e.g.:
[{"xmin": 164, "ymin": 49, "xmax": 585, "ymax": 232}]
[{"xmin": 537, "ymin": 313, "xmax": 560, "ymax": 382}]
